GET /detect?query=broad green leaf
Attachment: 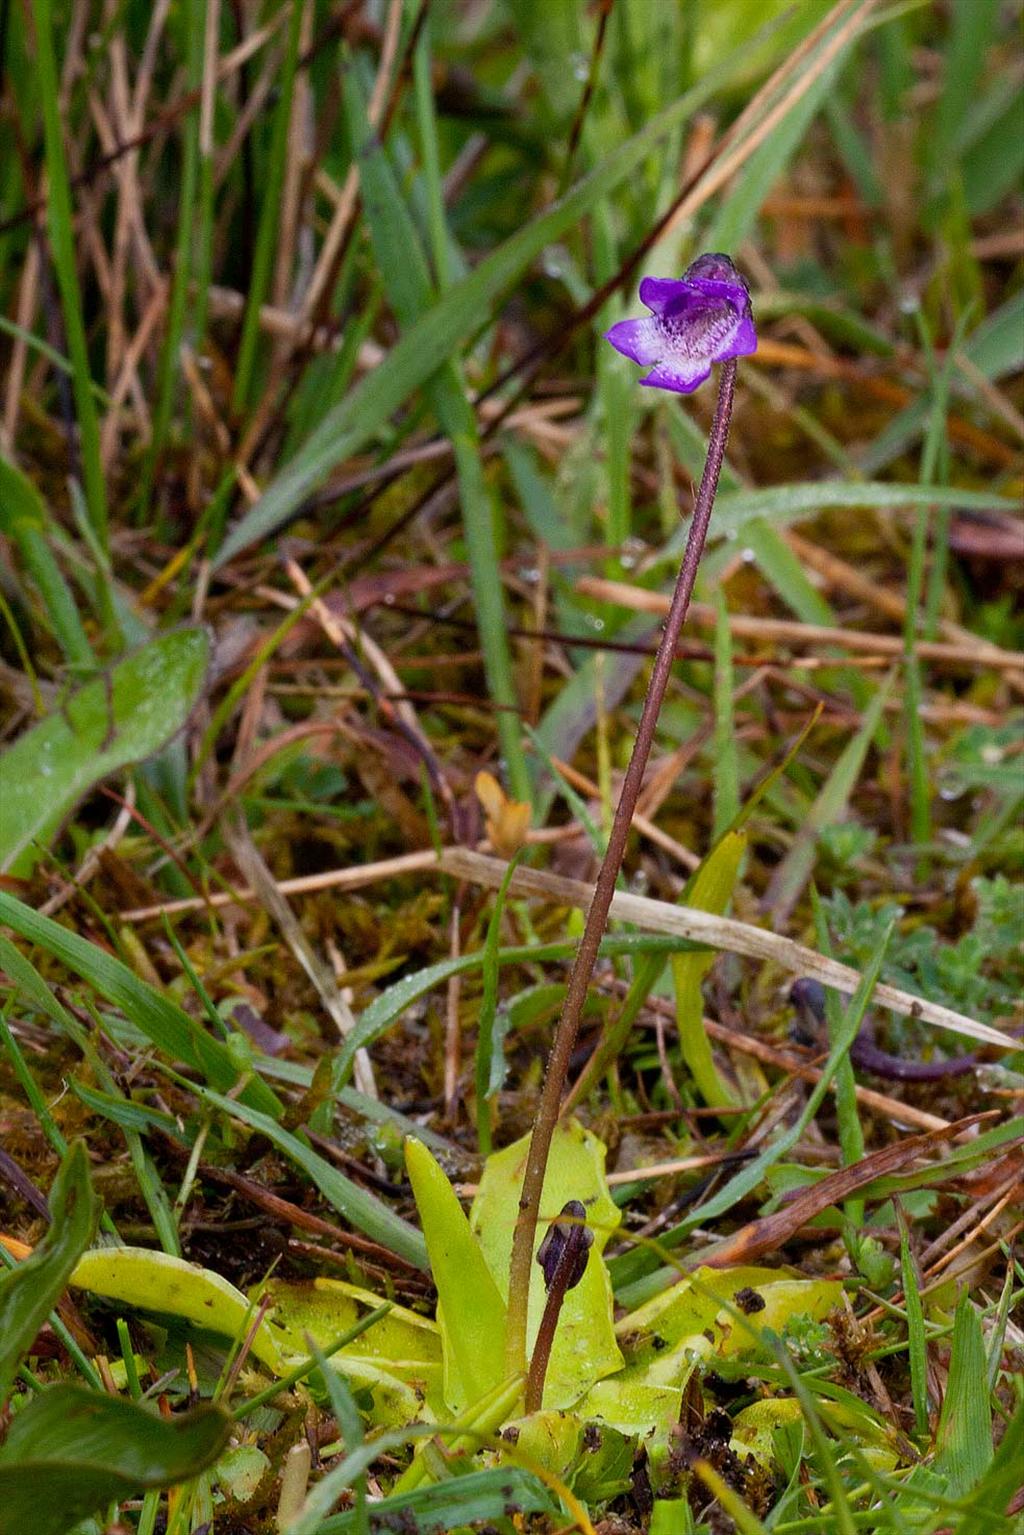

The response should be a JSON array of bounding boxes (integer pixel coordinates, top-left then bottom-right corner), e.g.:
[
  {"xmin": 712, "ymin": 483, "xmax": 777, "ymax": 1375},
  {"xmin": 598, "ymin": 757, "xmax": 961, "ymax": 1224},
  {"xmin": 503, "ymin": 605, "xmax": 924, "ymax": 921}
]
[
  {"xmin": 471, "ymin": 1120, "xmax": 622, "ymax": 1410},
  {"xmin": 213, "ymin": 23, "xmax": 779, "ymax": 570},
  {"xmin": 305, "ymin": 1350, "xmax": 424, "ymax": 1430},
  {"xmin": 0, "ymin": 1141, "xmax": 99, "ymax": 1404},
  {"xmin": 616, "ymin": 1266, "xmax": 842, "ymax": 1380},
  {"xmin": 0, "ymin": 1384, "xmax": 230, "ymax": 1535},
  {"xmin": 730, "ymin": 1396, "xmax": 900, "ymax": 1474},
  {"xmin": 504, "ymin": 1411, "xmax": 634, "ymax": 1505},
  {"xmin": 0, "ymin": 627, "xmax": 209, "ymax": 874},
  {"xmin": 577, "ymin": 1266, "xmax": 840, "ymax": 1445},
  {"xmin": 259, "ymin": 1276, "xmax": 442, "ymax": 1421},
  {"xmin": 0, "ymin": 892, "xmax": 281, "ymax": 1117},
  {"xmin": 215, "ymin": 1443, "xmax": 271, "ymax": 1504},
  {"xmin": 69, "ymin": 1247, "xmax": 285, "ymax": 1374},
  {"xmin": 404, "ymin": 1137, "xmax": 506, "ymax": 1412},
  {"xmin": 579, "ymin": 1376, "xmax": 686, "ymax": 1440},
  {"xmin": 672, "ymin": 828, "xmax": 747, "ymax": 1111},
  {"xmin": 260, "ymin": 1276, "xmax": 440, "ymax": 1377}
]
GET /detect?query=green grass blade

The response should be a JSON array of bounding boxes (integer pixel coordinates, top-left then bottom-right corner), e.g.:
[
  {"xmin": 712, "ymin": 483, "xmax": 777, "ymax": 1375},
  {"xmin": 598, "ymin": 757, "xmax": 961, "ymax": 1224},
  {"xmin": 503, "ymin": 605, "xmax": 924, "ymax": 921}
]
[
  {"xmin": 773, "ymin": 1338, "xmax": 858, "ymax": 1535},
  {"xmin": 811, "ymin": 888, "xmax": 866, "ymax": 1233},
  {"xmin": 340, "ymin": 61, "xmax": 526, "ymax": 797},
  {"xmin": 333, "ymin": 932, "xmax": 704, "ymax": 1092},
  {"xmin": 954, "ymin": 1401, "xmax": 1024, "ymax": 1535},
  {"xmin": 706, "ymin": 481, "xmax": 1018, "ymax": 541},
  {"xmin": 0, "ymin": 456, "xmax": 93, "ymax": 668},
  {"xmin": 475, "ymin": 852, "xmax": 524, "ymax": 1152},
  {"xmin": 309, "ymin": 1340, "xmax": 369, "ymax": 1535},
  {"xmin": 26, "ymin": 0, "xmax": 109, "ymax": 552},
  {"xmin": 763, "ymin": 675, "xmax": 892, "ymax": 925},
  {"xmin": 704, "ymin": 36, "xmax": 849, "ymax": 252},
  {"xmin": 672, "ymin": 828, "xmax": 747, "ymax": 1113},
  {"xmin": 612, "ymin": 923, "xmax": 894, "ymax": 1300},
  {"xmin": 212, "ymin": 22, "xmax": 784, "ymax": 570},
  {"xmin": 0, "ymin": 891, "xmax": 281, "ymax": 1117},
  {"xmin": 933, "ymin": 1290, "xmax": 992, "ymax": 1497},
  {"xmin": 187, "ymin": 1083, "xmax": 429, "ymax": 1271},
  {"xmin": 896, "ymin": 1204, "xmax": 930, "ymax": 1438},
  {"xmin": 712, "ymin": 589, "xmax": 739, "ymax": 841},
  {"xmin": 232, "ymin": 0, "xmax": 305, "ymax": 411},
  {"xmin": 141, "ymin": 0, "xmax": 205, "ymax": 509},
  {"xmin": 314, "ymin": 1466, "xmax": 558, "ymax": 1535}
]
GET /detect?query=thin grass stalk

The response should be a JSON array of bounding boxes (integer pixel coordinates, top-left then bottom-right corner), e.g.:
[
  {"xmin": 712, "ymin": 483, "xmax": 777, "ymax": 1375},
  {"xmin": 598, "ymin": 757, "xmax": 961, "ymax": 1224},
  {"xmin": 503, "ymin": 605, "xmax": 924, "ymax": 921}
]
[
  {"xmin": 28, "ymin": 0, "xmax": 110, "ymax": 554},
  {"xmin": 232, "ymin": 0, "xmax": 304, "ymax": 412},
  {"xmin": 412, "ymin": 17, "xmax": 453, "ymax": 291},
  {"xmin": 505, "ymin": 359, "xmax": 738, "ymax": 1375},
  {"xmin": 189, "ymin": 0, "xmax": 222, "ymax": 373},
  {"xmin": 141, "ymin": 0, "xmax": 206, "ymax": 515},
  {"xmin": 903, "ymin": 310, "xmax": 959, "ymax": 874}
]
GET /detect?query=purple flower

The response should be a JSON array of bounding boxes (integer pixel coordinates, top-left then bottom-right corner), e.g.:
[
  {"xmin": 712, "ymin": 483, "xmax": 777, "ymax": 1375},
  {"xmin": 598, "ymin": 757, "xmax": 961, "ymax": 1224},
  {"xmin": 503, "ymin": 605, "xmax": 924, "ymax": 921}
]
[{"xmin": 604, "ymin": 252, "xmax": 756, "ymax": 394}]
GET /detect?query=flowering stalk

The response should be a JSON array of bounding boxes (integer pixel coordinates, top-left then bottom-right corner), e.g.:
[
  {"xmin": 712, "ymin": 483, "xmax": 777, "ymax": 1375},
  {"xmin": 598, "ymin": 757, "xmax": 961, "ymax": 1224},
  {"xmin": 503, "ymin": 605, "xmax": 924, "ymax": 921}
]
[
  {"xmin": 506, "ymin": 255, "xmax": 755, "ymax": 1381},
  {"xmin": 524, "ymin": 1199, "xmax": 592, "ymax": 1412}
]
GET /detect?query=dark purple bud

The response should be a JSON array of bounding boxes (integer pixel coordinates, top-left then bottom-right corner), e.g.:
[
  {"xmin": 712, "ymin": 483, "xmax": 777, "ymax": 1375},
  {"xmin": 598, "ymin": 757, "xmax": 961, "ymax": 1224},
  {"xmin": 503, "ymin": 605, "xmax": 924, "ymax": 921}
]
[{"xmin": 536, "ymin": 1198, "xmax": 593, "ymax": 1292}]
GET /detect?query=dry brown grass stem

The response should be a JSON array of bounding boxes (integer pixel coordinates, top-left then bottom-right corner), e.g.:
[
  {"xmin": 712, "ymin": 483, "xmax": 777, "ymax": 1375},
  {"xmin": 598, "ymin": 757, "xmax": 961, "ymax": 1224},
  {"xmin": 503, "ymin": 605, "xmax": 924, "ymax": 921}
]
[
  {"xmin": 576, "ymin": 576, "xmax": 1024, "ymax": 672},
  {"xmin": 661, "ymin": 0, "xmax": 881, "ymax": 243},
  {"xmin": 115, "ymin": 843, "xmax": 1019, "ymax": 1053},
  {"xmin": 436, "ymin": 848, "xmax": 1019, "ymax": 1052}
]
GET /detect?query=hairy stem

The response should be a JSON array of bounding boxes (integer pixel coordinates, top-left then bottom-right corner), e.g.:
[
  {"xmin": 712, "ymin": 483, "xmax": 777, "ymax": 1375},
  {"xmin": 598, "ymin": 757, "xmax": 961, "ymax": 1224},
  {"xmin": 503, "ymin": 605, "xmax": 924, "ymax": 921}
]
[{"xmin": 505, "ymin": 359, "xmax": 738, "ymax": 1377}]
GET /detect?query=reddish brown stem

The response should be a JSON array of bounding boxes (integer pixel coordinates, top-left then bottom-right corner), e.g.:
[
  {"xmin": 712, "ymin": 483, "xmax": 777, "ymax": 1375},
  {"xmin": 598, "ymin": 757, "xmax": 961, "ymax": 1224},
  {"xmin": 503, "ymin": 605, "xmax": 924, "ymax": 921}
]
[
  {"xmin": 524, "ymin": 1217, "xmax": 590, "ymax": 1413},
  {"xmin": 505, "ymin": 359, "xmax": 738, "ymax": 1376}
]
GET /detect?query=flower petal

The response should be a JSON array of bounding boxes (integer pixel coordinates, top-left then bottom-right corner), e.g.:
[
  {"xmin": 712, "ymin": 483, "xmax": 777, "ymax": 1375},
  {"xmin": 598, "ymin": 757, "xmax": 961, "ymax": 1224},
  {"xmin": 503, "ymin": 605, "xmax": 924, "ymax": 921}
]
[
  {"xmin": 604, "ymin": 255, "xmax": 757, "ymax": 394},
  {"xmin": 638, "ymin": 276, "xmax": 690, "ymax": 315},
  {"xmin": 604, "ymin": 315, "xmax": 663, "ymax": 367},
  {"xmin": 730, "ymin": 311, "xmax": 758, "ymax": 358},
  {"xmin": 661, "ymin": 294, "xmax": 741, "ymax": 370},
  {"xmin": 640, "ymin": 360, "xmax": 712, "ymax": 394}
]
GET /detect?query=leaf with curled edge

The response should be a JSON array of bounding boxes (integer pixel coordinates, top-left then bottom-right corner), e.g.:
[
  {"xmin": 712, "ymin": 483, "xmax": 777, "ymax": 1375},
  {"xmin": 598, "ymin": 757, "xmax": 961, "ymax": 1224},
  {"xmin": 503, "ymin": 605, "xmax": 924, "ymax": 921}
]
[
  {"xmin": 0, "ymin": 627, "xmax": 210, "ymax": 876},
  {"xmin": 255, "ymin": 1275, "xmax": 443, "ymax": 1422},
  {"xmin": 404, "ymin": 1136, "xmax": 507, "ymax": 1414},
  {"xmin": 69, "ymin": 1247, "xmax": 285, "ymax": 1374}
]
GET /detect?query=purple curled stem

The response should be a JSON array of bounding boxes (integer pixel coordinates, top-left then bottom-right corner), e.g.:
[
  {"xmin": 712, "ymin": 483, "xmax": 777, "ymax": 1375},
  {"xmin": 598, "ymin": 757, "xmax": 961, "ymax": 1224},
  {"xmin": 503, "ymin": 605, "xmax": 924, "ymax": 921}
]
[{"xmin": 506, "ymin": 344, "xmax": 743, "ymax": 1380}]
